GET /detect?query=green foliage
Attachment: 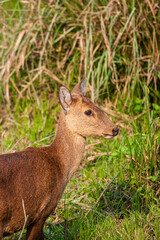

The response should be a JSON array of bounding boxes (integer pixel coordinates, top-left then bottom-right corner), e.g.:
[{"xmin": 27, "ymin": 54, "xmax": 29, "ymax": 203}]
[{"xmin": 1, "ymin": 0, "xmax": 160, "ymax": 239}]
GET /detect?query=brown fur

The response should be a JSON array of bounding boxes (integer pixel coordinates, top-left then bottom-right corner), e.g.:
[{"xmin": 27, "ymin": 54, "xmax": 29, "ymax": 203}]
[{"xmin": 0, "ymin": 80, "xmax": 118, "ymax": 239}]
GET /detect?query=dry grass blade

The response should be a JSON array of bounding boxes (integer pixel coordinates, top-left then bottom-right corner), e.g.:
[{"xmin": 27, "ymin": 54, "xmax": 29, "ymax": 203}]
[
  {"xmin": 95, "ymin": 172, "xmax": 120, "ymax": 205},
  {"xmin": 0, "ymin": 30, "xmax": 26, "ymax": 80},
  {"xmin": 100, "ymin": 14, "xmax": 112, "ymax": 67},
  {"xmin": 40, "ymin": 13, "xmax": 58, "ymax": 58},
  {"xmin": 18, "ymin": 199, "xmax": 28, "ymax": 240},
  {"xmin": 112, "ymin": 7, "xmax": 135, "ymax": 51},
  {"xmin": 16, "ymin": 67, "xmax": 44, "ymax": 101},
  {"xmin": 44, "ymin": 67, "xmax": 65, "ymax": 86}
]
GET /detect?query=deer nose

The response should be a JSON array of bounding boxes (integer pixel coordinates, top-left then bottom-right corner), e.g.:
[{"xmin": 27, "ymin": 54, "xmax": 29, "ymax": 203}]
[{"xmin": 112, "ymin": 127, "xmax": 119, "ymax": 136}]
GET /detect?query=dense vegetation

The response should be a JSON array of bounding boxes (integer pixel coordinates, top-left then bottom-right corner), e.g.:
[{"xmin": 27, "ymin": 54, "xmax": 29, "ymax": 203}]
[{"xmin": 0, "ymin": 0, "xmax": 160, "ymax": 239}]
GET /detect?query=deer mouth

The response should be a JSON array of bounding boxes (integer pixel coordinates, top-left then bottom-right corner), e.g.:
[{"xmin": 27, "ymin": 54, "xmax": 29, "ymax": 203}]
[{"xmin": 103, "ymin": 134, "xmax": 114, "ymax": 139}]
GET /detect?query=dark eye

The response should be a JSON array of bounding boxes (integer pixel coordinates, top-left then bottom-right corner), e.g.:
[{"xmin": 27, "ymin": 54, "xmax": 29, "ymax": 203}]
[{"xmin": 85, "ymin": 110, "xmax": 93, "ymax": 116}]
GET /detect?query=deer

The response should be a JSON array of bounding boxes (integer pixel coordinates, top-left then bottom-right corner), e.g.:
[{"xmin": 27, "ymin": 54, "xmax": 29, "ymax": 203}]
[{"xmin": 0, "ymin": 79, "xmax": 118, "ymax": 240}]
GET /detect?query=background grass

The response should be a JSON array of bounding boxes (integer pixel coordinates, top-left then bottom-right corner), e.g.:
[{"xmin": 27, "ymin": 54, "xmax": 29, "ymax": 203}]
[{"xmin": 0, "ymin": 0, "xmax": 160, "ymax": 239}]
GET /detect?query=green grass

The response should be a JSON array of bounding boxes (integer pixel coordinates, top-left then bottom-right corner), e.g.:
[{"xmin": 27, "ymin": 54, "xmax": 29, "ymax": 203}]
[{"xmin": 0, "ymin": 0, "xmax": 160, "ymax": 239}]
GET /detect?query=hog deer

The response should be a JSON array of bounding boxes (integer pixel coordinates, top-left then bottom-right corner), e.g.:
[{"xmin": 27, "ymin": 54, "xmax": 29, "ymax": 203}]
[{"xmin": 0, "ymin": 79, "xmax": 118, "ymax": 239}]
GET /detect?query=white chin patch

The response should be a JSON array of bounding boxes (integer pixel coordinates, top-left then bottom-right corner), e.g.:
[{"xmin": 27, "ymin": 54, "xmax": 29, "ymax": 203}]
[{"xmin": 104, "ymin": 135, "xmax": 113, "ymax": 139}]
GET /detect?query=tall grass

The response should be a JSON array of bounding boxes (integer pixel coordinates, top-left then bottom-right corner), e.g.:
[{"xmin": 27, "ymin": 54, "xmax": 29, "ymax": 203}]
[{"xmin": 0, "ymin": 0, "xmax": 160, "ymax": 239}]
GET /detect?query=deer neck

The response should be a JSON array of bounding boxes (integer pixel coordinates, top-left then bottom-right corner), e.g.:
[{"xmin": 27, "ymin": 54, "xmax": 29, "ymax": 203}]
[{"xmin": 52, "ymin": 111, "xmax": 86, "ymax": 181}]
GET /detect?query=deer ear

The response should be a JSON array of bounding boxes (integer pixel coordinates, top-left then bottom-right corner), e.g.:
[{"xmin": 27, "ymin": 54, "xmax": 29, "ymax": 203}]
[
  {"xmin": 71, "ymin": 78, "xmax": 86, "ymax": 96},
  {"xmin": 59, "ymin": 87, "xmax": 72, "ymax": 114}
]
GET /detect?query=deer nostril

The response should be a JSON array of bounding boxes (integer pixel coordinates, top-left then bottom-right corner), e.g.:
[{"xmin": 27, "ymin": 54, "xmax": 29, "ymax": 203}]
[{"xmin": 112, "ymin": 127, "xmax": 119, "ymax": 136}]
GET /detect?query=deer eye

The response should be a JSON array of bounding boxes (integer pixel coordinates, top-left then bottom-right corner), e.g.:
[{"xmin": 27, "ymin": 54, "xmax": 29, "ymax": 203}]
[{"xmin": 85, "ymin": 110, "xmax": 93, "ymax": 116}]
